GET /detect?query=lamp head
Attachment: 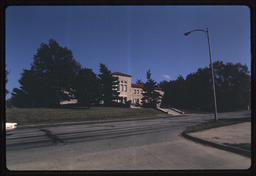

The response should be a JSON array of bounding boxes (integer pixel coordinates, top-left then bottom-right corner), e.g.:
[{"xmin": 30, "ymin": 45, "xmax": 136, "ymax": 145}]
[{"xmin": 184, "ymin": 32, "xmax": 191, "ymax": 36}]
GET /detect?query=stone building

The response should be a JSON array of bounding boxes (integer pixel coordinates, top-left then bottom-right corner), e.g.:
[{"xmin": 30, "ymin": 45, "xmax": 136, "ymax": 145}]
[
  {"xmin": 112, "ymin": 72, "xmax": 164, "ymax": 107},
  {"xmin": 60, "ymin": 72, "xmax": 164, "ymax": 107}
]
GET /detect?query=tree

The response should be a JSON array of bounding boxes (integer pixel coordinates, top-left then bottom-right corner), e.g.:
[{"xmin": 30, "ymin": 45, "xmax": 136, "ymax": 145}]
[
  {"xmin": 5, "ymin": 69, "xmax": 9, "ymax": 95},
  {"xmin": 136, "ymin": 79, "xmax": 144, "ymax": 84},
  {"xmin": 73, "ymin": 68, "xmax": 100, "ymax": 107},
  {"xmin": 161, "ymin": 75, "xmax": 187, "ymax": 109},
  {"xmin": 185, "ymin": 67, "xmax": 213, "ymax": 111},
  {"xmin": 213, "ymin": 61, "xmax": 250, "ymax": 111},
  {"xmin": 98, "ymin": 63, "xmax": 119, "ymax": 106},
  {"xmin": 141, "ymin": 70, "xmax": 161, "ymax": 108},
  {"xmin": 161, "ymin": 61, "xmax": 250, "ymax": 112},
  {"xmin": 11, "ymin": 39, "xmax": 81, "ymax": 107},
  {"xmin": 158, "ymin": 80, "xmax": 169, "ymax": 91},
  {"xmin": 11, "ymin": 69, "xmax": 38, "ymax": 107},
  {"xmin": 6, "ymin": 98, "xmax": 13, "ymax": 108}
]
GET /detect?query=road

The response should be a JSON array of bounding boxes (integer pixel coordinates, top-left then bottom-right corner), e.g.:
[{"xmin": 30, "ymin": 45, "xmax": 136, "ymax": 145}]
[{"xmin": 6, "ymin": 111, "xmax": 251, "ymax": 170}]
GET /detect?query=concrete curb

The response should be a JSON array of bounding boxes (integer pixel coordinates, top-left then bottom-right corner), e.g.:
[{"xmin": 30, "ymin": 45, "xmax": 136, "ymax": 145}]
[{"xmin": 182, "ymin": 132, "xmax": 251, "ymax": 158}]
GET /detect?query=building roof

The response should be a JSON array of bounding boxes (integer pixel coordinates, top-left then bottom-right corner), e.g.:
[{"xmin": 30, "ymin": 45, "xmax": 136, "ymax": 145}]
[
  {"xmin": 112, "ymin": 72, "xmax": 132, "ymax": 77},
  {"xmin": 155, "ymin": 87, "xmax": 163, "ymax": 91},
  {"xmin": 131, "ymin": 83, "xmax": 144, "ymax": 88}
]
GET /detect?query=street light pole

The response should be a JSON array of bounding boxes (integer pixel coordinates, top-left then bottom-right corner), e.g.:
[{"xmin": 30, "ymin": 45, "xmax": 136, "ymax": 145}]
[
  {"xmin": 184, "ymin": 28, "xmax": 218, "ymax": 121},
  {"xmin": 206, "ymin": 28, "xmax": 218, "ymax": 121}
]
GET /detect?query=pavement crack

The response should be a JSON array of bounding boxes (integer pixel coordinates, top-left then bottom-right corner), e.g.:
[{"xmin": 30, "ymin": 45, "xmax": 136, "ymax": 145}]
[{"xmin": 40, "ymin": 129, "xmax": 65, "ymax": 144}]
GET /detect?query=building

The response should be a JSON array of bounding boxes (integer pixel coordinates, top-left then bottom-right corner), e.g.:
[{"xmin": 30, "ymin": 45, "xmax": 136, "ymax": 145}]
[
  {"xmin": 60, "ymin": 72, "xmax": 164, "ymax": 107},
  {"xmin": 112, "ymin": 72, "xmax": 164, "ymax": 107}
]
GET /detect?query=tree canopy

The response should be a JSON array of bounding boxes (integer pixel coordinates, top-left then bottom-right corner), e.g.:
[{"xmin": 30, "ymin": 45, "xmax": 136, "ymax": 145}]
[
  {"xmin": 10, "ymin": 40, "xmax": 123, "ymax": 108},
  {"xmin": 161, "ymin": 61, "xmax": 250, "ymax": 112},
  {"xmin": 98, "ymin": 63, "xmax": 120, "ymax": 106},
  {"xmin": 73, "ymin": 67, "xmax": 100, "ymax": 107},
  {"xmin": 142, "ymin": 70, "xmax": 161, "ymax": 108},
  {"xmin": 9, "ymin": 38, "xmax": 250, "ymax": 112},
  {"xmin": 11, "ymin": 39, "xmax": 81, "ymax": 107},
  {"xmin": 136, "ymin": 79, "xmax": 144, "ymax": 84}
]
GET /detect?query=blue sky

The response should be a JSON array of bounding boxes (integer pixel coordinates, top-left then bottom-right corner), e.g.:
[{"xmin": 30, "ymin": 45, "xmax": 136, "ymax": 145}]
[{"xmin": 6, "ymin": 6, "xmax": 251, "ymax": 99}]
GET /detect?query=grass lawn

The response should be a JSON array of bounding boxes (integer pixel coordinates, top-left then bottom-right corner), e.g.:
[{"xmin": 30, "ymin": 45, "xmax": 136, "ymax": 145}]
[
  {"xmin": 6, "ymin": 107, "xmax": 171, "ymax": 127},
  {"xmin": 184, "ymin": 117, "xmax": 251, "ymax": 133}
]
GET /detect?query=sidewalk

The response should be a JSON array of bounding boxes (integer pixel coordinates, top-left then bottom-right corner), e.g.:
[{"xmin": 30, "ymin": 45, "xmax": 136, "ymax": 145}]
[{"xmin": 182, "ymin": 122, "xmax": 251, "ymax": 158}]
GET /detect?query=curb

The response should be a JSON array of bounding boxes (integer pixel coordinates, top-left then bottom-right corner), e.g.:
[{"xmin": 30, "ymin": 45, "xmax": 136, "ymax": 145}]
[{"xmin": 182, "ymin": 132, "xmax": 251, "ymax": 158}]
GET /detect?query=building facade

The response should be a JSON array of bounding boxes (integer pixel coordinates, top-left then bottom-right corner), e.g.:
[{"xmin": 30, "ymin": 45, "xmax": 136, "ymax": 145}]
[
  {"xmin": 112, "ymin": 72, "xmax": 164, "ymax": 107},
  {"xmin": 60, "ymin": 72, "xmax": 164, "ymax": 107}
]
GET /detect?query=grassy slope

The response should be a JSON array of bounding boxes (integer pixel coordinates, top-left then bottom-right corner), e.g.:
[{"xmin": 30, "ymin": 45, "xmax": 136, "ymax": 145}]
[{"xmin": 6, "ymin": 107, "xmax": 170, "ymax": 127}]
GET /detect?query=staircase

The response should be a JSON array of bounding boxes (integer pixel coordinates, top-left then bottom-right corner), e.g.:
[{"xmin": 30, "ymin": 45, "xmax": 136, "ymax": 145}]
[
  {"xmin": 157, "ymin": 107, "xmax": 185, "ymax": 115},
  {"xmin": 130, "ymin": 105, "xmax": 142, "ymax": 109}
]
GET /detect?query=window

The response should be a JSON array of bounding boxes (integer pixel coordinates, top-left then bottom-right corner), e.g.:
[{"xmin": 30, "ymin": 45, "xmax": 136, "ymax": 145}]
[
  {"xmin": 121, "ymin": 81, "xmax": 123, "ymax": 83},
  {"xmin": 125, "ymin": 81, "xmax": 127, "ymax": 83},
  {"xmin": 124, "ymin": 85, "xmax": 127, "ymax": 92},
  {"xmin": 141, "ymin": 90, "xmax": 143, "ymax": 94},
  {"xmin": 137, "ymin": 90, "xmax": 139, "ymax": 94},
  {"xmin": 134, "ymin": 90, "xmax": 136, "ymax": 94},
  {"xmin": 121, "ymin": 84, "xmax": 123, "ymax": 92}
]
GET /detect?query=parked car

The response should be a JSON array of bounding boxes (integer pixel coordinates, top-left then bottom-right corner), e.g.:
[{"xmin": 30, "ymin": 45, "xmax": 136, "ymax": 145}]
[{"xmin": 6, "ymin": 123, "xmax": 17, "ymax": 131}]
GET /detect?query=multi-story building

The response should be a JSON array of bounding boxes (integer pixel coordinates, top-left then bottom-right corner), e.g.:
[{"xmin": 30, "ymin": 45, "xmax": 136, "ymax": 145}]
[
  {"xmin": 60, "ymin": 72, "xmax": 164, "ymax": 107},
  {"xmin": 112, "ymin": 72, "xmax": 164, "ymax": 107}
]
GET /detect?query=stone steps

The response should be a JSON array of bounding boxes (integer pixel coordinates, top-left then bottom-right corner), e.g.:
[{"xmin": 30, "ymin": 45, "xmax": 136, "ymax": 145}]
[{"xmin": 157, "ymin": 107, "xmax": 184, "ymax": 115}]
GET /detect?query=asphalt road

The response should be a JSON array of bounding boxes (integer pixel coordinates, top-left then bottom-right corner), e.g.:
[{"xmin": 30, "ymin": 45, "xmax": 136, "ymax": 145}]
[{"xmin": 6, "ymin": 111, "xmax": 251, "ymax": 170}]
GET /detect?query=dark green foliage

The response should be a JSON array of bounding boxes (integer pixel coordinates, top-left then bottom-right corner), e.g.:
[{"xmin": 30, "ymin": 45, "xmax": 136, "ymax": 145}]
[
  {"xmin": 11, "ymin": 39, "xmax": 81, "ymax": 108},
  {"xmin": 11, "ymin": 70, "xmax": 39, "ymax": 107},
  {"xmin": 213, "ymin": 61, "xmax": 250, "ymax": 111},
  {"xmin": 136, "ymin": 79, "xmax": 144, "ymax": 84},
  {"xmin": 186, "ymin": 68, "xmax": 212, "ymax": 110},
  {"xmin": 73, "ymin": 68, "xmax": 100, "ymax": 107},
  {"xmin": 161, "ymin": 75, "xmax": 188, "ymax": 109},
  {"xmin": 5, "ymin": 69, "xmax": 9, "ymax": 95},
  {"xmin": 161, "ymin": 61, "xmax": 251, "ymax": 112},
  {"xmin": 142, "ymin": 70, "xmax": 161, "ymax": 108},
  {"xmin": 158, "ymin": 80, "xmax": 169, "ymax": 91},
  {"xmin": 98, "ymin": 63, "xmax": 120, "ymax": 106},
  {"xmin": 6, "ymin": 98, "xmax": 13, "ymax": 108}
]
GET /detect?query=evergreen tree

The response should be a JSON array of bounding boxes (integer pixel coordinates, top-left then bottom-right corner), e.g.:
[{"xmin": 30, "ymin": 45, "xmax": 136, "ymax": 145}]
[
  {"xmin": 141, "ymin": 70, "xmax": 161, "ymax": 108},
  {"xmin": 161, "ymin": 75, "xmax": 187, "ymax": 109},
  {"xmin": 136, "ymin": 79, "xmax": 144, "ymax": 84},
  {"xmin": 186, "ymin": 68, "xmax": 212, "ymax": 111},
  {"xmin": 11, "ymin": 69, "xmax": 38, "ymax": 107},
  {"xmin": 11, "ymin": 39, "xmax": 81, "ymax": 107},
  {"xmin": 73, "ymin": 68, "xmax": 100, "ymax": 107},
  {"xmin": 98, "ymin": 63, "xmax": 119, "ymax": 106},
  {"xmin": 158, "ymin": 80, "xmax": 169, "ymax": 91}
]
